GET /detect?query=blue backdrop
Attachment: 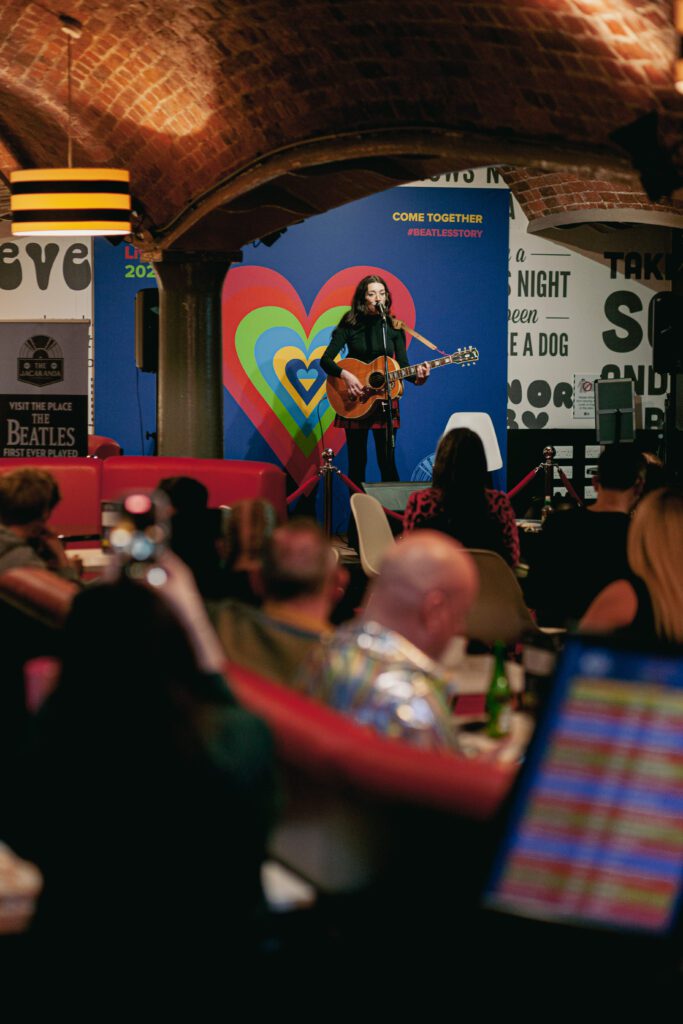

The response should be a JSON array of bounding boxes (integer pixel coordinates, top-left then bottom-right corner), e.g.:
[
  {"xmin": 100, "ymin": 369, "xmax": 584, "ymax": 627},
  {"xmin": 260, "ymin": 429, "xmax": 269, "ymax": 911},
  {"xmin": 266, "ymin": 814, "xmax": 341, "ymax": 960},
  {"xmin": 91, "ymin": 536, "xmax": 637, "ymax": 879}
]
[{"xmin": 93, "ymin": 184, "xmax": 509, "ymax": 521}]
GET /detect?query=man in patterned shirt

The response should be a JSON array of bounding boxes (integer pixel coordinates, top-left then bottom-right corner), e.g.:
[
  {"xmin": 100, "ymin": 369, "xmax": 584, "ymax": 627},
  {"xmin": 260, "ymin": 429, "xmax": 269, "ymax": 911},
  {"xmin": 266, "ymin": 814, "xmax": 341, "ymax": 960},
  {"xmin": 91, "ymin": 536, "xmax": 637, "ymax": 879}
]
[{"xmin": 296, "ymin": 531, "xmax": 478, "ymax": 750}]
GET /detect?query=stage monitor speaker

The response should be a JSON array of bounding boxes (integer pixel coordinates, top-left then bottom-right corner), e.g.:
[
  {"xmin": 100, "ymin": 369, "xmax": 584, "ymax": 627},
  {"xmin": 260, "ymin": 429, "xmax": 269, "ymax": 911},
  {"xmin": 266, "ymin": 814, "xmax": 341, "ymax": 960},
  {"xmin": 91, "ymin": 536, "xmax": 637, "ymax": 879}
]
[
  {"xmin": 135, "ymin": 287, "xmax": 159, "ymax": 373},
  {"xmin": 362, "ymin": 481, "xmax": 429, "ymax": 512},
  {"xmin": 594, "ymin": 379, "xmax": 635, "ymax": 444},
  {"xmin": 650, "ymin": 291, "xmax": 683, "ymax": 374}
]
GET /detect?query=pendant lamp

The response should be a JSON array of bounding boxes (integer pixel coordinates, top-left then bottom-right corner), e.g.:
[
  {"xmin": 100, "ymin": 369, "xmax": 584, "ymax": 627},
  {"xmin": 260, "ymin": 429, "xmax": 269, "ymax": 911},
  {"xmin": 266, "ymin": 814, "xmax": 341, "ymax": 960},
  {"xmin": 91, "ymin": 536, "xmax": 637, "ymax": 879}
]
[{"xmin": 10, "ymin": 15, "xmax": 131, "ymax": 237}]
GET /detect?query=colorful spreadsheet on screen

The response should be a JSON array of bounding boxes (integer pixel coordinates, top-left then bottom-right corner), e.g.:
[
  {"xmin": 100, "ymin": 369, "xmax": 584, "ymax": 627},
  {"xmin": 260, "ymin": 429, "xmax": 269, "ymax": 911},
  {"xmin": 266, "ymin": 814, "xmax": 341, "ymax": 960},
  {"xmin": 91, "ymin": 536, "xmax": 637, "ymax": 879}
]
[{"xmin": 485, "ymin": 641, "xmax": 683, "ymax": 934}]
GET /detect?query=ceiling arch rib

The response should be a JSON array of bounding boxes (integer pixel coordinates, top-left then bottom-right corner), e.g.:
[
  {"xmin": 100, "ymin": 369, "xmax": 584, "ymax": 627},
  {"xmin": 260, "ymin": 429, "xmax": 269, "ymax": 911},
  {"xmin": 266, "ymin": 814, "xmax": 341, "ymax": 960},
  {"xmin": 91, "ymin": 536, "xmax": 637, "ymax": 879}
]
[{"xmin": 0, "ymin": 1, "xmax": 681, "ymax": 248}]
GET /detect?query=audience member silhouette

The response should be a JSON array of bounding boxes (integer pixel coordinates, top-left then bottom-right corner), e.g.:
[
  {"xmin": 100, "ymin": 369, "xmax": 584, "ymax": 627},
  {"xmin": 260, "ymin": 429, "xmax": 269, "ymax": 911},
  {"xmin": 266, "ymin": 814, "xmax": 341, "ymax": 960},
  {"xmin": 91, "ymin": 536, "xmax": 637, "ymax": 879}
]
[
  {"xmin": 297, "ymin": 531, "xmax": 478, "ymax": 749},
  {"xmin": 158, "ymin": 475, "xmax": 225, "ymax": 597},
  {"xmin": 581, "ymin": 486, "xmax": 683, "ymax": 644},
  {"xmin": 0, "ymin": 468, "xmax": 79, "ymax": 579},
  {"xmin": 403, "ymin": 428, "xmax": 519, "ymax": 567},
  {"xmin": 526, "ymin": 444, "xmax": 645, "ymax": 627},
  {"xmin": 9, "ymin": 555, "xmax": 276, "ymax": 988},
  {"xmin": 212, "ymin": 518, "xmax": 347, "ymax": 683}
]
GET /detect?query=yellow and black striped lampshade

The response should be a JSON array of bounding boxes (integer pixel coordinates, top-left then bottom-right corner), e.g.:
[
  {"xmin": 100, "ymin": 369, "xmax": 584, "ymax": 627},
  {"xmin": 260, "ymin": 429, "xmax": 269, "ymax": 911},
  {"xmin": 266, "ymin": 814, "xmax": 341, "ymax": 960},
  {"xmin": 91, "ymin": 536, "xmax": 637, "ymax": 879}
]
[{"xmin": 10, "ymin": 167, "xmax": 132, "ymax": 236}]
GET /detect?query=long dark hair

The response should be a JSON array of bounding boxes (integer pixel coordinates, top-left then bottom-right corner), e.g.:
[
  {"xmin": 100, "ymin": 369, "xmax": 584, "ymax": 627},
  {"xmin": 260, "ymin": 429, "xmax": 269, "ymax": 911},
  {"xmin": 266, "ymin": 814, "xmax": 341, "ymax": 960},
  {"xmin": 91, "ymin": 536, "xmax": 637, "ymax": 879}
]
[
  {"xmin": 51, "ymin": 580, "xmax": 223, "ymax": 745},
  {"xmin": 339, "ymin": 274, "xmax": 393, "ymax": 327},
  {"xmin": 431, "ymin": 428, "xmax": 508, "ymax": 560}
]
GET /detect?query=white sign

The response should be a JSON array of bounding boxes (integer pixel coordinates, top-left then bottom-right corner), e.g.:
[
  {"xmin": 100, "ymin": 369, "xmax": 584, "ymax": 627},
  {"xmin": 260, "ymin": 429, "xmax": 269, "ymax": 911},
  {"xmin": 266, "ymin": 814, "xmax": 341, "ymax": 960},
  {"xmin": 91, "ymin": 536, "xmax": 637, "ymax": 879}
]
[
  {"xmin": 573, "ymin": 374, "xmax": 598, "ymax": 419},
  {"xmin": 0, "ymin": 238, "xmax": 94, "ymax": 427},
  {"xmin": 0, "ymin": 320, "xmax": 89, "ymax": 456},
  {"xmin": 507, "ymin": 195, "xmax": 670, "ymax": 432}
]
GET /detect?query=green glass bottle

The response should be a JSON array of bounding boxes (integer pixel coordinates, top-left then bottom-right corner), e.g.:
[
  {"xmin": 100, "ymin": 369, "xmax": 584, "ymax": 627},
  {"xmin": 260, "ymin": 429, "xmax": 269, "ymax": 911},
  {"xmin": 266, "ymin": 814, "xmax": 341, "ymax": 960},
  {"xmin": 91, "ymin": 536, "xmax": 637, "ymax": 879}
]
[
  {"xmin": 540, "ymin": 494, "xmax": 553, "ymax": 524},
  {"xmin": 486, "ymin": 641, "xmax": 513, "ymax": 739}
]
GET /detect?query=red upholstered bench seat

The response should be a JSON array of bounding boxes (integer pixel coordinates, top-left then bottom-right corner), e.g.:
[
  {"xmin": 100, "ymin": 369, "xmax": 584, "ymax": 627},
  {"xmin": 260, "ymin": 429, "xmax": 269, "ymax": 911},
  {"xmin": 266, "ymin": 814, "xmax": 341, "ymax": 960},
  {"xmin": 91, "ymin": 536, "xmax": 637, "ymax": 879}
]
[
  {"xmin": 228, "ymin": 663, "xmax": 514, "ymax": 820},
  {"xmin": 228, "ymin": 663, "xmax": 516, "ymax": 892},
  {"xmin": 0, "ymin": 455, "xmax": 288, "ymax": 538},
  {"xmin": 101, "ymin": 456, "xmax": 287, "ymax": 521}
]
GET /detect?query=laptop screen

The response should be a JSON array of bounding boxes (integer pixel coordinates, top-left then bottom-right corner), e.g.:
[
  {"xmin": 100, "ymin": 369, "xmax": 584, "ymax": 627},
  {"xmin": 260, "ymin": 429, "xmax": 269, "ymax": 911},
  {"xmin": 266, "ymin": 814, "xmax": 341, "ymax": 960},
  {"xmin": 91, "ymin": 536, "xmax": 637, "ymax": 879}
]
[{"xmin": 483, "ymin": 636, "xmax": 683, "ymax": 936}]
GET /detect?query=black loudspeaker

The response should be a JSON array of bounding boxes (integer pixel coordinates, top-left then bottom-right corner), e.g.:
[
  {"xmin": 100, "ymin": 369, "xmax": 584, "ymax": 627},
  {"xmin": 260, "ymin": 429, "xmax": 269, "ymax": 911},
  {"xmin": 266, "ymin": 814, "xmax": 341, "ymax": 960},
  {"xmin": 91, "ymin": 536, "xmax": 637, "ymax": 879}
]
[
  {"xmin": 135, "ymin": 288, "xmax": 159, "ymax": 373},
  {"xmin": 650, "ymin": 291, "xmax": 683, "ymax": 374}
]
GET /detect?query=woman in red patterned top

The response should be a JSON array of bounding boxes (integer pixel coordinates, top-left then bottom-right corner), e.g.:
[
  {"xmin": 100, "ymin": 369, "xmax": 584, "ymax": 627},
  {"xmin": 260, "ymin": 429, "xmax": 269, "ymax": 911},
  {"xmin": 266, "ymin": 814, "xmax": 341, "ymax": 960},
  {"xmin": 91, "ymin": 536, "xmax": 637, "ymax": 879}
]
[{"xmin": 403, "ymin": 427, "xmax": 520, "ymax": 567}]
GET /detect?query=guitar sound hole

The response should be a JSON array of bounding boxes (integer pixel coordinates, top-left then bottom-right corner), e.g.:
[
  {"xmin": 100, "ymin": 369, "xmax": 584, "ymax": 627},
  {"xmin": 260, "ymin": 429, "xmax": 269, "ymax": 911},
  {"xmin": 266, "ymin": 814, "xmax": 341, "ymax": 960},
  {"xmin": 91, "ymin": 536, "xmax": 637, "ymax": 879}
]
[{"xmin": 367, "ymin": 371, "xmax": 385, "ymax": 390}]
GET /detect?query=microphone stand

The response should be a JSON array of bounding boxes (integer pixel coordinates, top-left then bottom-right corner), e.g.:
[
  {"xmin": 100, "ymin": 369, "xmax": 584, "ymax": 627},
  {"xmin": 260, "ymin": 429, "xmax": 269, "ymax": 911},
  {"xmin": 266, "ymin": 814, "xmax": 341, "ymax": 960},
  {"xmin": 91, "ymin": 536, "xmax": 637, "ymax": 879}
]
[{"xmin": 378, "ymin": 305, "xmax": 395, "ymax": 460}]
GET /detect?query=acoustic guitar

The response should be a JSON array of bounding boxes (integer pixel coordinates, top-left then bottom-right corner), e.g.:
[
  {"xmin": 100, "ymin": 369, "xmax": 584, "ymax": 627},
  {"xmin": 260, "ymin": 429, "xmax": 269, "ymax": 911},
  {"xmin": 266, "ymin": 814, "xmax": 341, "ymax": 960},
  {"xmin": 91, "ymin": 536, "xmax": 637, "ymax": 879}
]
[{"xmin": 325, "ymin": 347, "xmax": 479, "ymax": 420}]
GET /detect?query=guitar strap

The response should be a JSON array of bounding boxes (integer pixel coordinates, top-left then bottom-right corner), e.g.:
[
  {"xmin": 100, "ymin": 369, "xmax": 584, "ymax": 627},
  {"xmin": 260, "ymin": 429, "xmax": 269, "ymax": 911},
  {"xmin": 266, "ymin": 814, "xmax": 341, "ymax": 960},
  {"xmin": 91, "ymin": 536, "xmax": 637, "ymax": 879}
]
[{"xmin": 391, "ymin": 319, "xmax": 450, "ymax": 358}]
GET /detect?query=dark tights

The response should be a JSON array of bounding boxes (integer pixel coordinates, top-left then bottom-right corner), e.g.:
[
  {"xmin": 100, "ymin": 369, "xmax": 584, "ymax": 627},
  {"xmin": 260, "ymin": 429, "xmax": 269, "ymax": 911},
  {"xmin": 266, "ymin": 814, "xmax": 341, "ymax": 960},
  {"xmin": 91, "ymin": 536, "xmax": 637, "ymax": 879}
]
[{"xmin": 345, "ymin": 427, "xmax": 399, "ymax": 487}]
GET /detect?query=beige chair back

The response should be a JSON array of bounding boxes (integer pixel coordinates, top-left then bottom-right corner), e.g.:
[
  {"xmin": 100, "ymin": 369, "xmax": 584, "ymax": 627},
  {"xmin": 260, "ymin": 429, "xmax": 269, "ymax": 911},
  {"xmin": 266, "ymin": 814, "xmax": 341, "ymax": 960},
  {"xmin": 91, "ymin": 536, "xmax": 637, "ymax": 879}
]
[
  {"xmin": 464, "ymin": 548, "xmax": 539, "ymax": 646},
  {"xmin": 350, "ymin": 492, "xmax": 395, "ymax": 577}
]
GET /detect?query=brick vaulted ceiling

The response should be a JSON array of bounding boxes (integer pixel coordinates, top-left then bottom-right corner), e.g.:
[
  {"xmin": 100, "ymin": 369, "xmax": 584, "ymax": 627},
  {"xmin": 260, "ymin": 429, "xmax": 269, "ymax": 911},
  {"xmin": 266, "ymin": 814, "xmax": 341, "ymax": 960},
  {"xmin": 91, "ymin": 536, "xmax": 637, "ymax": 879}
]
[{"xmin": 1, "ymin": 0, "xmax": 683, "ymax": 255}]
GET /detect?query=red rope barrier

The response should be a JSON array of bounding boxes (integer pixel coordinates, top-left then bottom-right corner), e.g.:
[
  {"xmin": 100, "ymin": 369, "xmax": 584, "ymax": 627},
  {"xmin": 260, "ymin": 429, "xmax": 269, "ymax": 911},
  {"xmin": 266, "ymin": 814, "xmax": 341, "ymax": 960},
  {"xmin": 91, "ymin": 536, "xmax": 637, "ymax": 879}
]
[
  {"xmin": 506, "ymin": 466, "xmax": 539, "ymax": 500},
  {"xmin": 336, "ymin": 472, "xmax": 363, "ymax": 495},
  {"xmin": 285, "ymin": 467, "xmax": 320, "ymax": 505},
  {"xmin": 556, "ymin": 466, "xmax": 583, "ymax": 506},
  {"xmin": 288, "ymin": 460, "xmax": 406, "ymax": 525}
]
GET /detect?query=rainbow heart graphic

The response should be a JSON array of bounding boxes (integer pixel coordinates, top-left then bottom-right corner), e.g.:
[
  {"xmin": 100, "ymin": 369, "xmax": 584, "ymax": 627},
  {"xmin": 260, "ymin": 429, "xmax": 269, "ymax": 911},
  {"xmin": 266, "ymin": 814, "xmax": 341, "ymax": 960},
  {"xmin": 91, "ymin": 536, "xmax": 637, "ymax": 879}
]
[{"xmin": 222, "ymin": 267, "xmax": 416, "ymax": 483}]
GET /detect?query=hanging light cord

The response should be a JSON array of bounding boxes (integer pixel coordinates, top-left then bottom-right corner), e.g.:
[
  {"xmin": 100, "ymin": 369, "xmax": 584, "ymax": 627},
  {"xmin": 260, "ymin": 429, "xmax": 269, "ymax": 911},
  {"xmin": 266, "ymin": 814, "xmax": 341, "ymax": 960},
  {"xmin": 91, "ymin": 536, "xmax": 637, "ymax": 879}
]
[
  {"xmin": 66, "ymin": 32, "xmax": 72, "ymax": 167},
  {"xmin": 59, "ymin": 13, "xmax": 82, "ymax": 167}
]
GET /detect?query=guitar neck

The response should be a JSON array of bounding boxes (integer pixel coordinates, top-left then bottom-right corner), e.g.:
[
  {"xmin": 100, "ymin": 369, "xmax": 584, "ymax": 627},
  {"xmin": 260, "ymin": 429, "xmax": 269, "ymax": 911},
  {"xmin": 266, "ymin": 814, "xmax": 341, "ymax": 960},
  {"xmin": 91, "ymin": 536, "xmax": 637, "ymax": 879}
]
[{"xmin": 388, "ymin": 353, "xmax": 458, "ymax": 382}]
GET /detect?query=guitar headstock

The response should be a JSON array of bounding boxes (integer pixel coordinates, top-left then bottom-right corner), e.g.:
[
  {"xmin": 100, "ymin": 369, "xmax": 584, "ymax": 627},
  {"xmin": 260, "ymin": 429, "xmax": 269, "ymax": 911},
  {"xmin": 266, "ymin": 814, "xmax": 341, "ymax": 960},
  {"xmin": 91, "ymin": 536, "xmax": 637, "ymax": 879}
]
[{"xmin": 453, "ymin": 346, "xmax": 479, "ymax": 366}]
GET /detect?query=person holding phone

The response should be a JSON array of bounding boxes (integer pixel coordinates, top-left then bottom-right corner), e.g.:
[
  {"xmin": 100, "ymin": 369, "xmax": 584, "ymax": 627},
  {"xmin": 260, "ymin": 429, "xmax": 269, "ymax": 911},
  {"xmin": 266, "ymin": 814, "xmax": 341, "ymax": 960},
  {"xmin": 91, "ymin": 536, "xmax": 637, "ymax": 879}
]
[{"xmin": 11, "ymin": 551, "xmax": 277, "ymax": 985}]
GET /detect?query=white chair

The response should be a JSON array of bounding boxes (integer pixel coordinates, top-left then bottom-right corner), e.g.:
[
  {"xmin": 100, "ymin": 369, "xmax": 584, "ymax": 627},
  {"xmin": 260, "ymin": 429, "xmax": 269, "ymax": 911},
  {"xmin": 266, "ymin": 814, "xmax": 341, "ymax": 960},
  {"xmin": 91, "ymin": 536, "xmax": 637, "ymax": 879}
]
[
  {"xmin": 442, "ymin": 412, "xmax": 503, "ymax": 471},
  {"xmin": 350, "ymin": 492, "xmax": 395, "ymax": 578},
  {"xmin": 464, "ymin": 548, "xmax": 539, "ymax": 646}
]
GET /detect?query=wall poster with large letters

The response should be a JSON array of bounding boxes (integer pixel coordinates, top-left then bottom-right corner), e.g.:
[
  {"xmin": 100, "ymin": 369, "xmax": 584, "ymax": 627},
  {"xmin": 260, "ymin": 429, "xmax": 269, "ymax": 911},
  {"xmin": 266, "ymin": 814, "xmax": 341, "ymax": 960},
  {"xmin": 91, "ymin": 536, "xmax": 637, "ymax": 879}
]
[
  {"xmin": 507, "ymin": 197, "xmax": 671, "ymax": 434},
  {"xmin": 0, "ymin": 237, "xmax": 93, "ymax": 452},
  {"xmin": 0, "ymin": 320, "xmax": 89, "ymax": 456}
]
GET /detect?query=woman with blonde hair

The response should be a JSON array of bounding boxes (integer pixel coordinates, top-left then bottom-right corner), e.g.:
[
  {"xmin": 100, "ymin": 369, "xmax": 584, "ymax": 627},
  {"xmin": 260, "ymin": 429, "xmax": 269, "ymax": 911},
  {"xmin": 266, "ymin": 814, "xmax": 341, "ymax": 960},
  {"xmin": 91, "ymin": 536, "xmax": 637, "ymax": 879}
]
[{"xmin": 580, "ymin": 486, "xmax": 683, "ymax": 643}]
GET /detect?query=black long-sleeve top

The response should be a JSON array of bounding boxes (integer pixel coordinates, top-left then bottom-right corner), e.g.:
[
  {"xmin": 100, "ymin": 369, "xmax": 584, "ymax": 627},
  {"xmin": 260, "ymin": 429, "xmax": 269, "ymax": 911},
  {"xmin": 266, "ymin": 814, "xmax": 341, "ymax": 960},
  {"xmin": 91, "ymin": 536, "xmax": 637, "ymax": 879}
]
[{"xmin": 320, "ymin": 314, "xmax": 410, "ymax": 377}]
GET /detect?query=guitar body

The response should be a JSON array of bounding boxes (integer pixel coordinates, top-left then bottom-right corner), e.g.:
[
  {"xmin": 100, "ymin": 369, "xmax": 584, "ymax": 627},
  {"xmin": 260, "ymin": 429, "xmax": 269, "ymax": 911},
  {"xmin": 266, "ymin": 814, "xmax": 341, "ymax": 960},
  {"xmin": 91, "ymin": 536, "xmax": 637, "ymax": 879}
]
[{"xmin": 325, "ymin": 356, "xmax": 405, "ymax": 420}]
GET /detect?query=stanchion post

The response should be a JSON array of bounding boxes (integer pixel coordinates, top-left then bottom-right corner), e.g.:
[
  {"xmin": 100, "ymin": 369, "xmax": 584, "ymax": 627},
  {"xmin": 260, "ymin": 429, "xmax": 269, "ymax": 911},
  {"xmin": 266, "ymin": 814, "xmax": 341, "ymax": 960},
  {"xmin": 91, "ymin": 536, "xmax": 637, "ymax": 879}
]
[
  {"xmin": 541, "ymin": 445, "xmax": 556, "ymax": 522},
  {"xmin": 320, "ymin": 447, "xmax": 337, "ymax": 537}
]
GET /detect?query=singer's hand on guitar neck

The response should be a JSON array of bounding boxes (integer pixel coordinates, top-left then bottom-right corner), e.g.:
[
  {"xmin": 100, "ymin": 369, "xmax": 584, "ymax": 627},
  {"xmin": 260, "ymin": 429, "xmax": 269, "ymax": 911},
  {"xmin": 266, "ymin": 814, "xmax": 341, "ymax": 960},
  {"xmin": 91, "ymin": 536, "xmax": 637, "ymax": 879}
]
[
  {"xmin": 414, "ymin": 362, "xmax": 430, "ymax": 385},
  {"xmin": 340, "ymin": 368, "xmax": 364, "ymax": 399}
]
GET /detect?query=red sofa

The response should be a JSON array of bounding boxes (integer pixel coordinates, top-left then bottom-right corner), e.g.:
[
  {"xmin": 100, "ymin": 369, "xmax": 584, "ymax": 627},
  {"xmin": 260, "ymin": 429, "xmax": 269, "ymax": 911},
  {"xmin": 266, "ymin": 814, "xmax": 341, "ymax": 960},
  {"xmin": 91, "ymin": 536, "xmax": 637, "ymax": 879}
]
[
  {"xmin": 227, "ymin": 663, "xmax": 516, "ymax": 892},
  {"xmin": 101, "ymin": 456, "xmax": 287, "ymax": 521},
  {"xmin": 0, "ymin": 455, "xmax": 287, "ymax": 537}
]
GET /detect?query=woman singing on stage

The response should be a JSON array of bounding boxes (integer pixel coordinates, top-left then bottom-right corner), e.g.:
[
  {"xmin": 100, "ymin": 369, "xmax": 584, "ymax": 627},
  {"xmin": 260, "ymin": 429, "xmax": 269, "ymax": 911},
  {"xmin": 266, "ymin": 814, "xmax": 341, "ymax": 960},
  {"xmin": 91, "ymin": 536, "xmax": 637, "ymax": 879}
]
[{"xmin": 320, "ymin": 274, "xmax": 429, "ymax": 485}]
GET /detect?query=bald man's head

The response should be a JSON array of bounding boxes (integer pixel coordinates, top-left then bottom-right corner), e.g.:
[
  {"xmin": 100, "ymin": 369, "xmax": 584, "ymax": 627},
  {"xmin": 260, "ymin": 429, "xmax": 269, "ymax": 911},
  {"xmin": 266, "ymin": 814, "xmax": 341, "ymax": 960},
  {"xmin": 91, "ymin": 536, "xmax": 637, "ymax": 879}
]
[{"xmin": 363, "ymin": 531, "xmax": 478, "ymax": 660}]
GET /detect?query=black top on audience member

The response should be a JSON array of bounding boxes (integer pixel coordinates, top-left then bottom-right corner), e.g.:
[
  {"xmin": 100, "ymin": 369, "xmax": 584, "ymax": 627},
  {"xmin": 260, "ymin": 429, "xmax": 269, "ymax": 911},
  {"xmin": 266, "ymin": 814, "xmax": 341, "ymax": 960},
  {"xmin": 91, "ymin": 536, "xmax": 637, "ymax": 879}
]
[
  {"xmin": 525, "ymin": 443, "xmax": 646, "ymax": 627},
  {"xmin": 581, "ymin": 485, "xmax": 683, "ymax": 644},
  {"xmin": 158, "ymin": 475, "xmax": 225, "ymax": 597},
  {"xmin": 11, "ymin": 577, "xmax": 276, "ymax": 981}
]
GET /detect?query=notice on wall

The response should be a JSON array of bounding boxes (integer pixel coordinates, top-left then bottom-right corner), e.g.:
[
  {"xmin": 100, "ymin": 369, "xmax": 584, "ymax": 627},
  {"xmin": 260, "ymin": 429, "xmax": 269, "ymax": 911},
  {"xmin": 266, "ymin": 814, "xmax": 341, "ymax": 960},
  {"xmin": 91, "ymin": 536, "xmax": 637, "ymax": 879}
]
[
  {"xmin": 573, "ymin": 374, "xmax": 599, "ymax": 419},
  {"xmin": 0, "ymin": 321, "xmax": 89, "ymax": 456}
]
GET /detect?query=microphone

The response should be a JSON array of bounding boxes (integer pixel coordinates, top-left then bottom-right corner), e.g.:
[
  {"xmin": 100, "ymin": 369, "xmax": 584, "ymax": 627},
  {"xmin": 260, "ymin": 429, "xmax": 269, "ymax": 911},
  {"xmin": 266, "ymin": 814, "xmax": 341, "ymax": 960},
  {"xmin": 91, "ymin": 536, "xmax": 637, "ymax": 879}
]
[{"xmin": 376, "ymin": 300, "xmax": 387, "ymax": 318}]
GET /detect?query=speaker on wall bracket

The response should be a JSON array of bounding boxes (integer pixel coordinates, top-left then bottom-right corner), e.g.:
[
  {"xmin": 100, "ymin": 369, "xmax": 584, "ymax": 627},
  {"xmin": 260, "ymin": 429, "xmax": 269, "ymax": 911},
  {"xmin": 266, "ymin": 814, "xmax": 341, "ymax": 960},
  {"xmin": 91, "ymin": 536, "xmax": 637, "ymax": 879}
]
[
  {"xmin": 135, "ymin": 287, "xmax": 159, "ymax": 373},
  {"xmin": 649, "ymin": 290, "xmax": 683, "ymax": 375}
]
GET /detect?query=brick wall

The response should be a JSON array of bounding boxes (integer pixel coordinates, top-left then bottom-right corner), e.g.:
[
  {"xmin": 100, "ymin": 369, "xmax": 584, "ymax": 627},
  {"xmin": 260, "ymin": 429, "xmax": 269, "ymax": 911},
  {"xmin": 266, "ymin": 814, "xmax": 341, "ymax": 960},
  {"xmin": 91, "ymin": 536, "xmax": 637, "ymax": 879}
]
[{"xmin": 0, "ymin": 0, "xmax": 681, "ymax": 236}]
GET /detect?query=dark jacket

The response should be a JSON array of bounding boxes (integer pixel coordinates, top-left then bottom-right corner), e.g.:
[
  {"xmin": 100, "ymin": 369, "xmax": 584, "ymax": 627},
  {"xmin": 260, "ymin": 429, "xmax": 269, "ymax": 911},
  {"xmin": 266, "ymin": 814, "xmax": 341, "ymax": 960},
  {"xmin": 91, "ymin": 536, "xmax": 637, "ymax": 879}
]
[
  {"xmin": 321, "ymin": 314, "xmax": 409, "ymax": 377},
  {"xmin": 525, "ymin": 508, "xmax": 631, "ymax": 627}
]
